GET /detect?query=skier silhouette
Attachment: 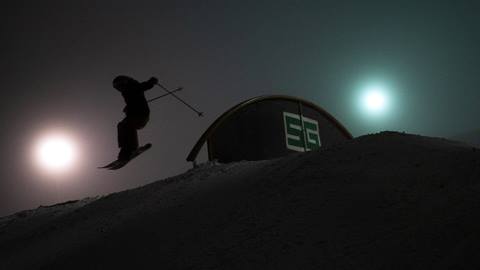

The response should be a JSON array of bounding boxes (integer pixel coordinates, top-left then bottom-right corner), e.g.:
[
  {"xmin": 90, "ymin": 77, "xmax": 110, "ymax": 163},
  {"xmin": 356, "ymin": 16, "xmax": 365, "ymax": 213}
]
[{"xmin": 112, "ymin": 75, "xmax": 158, "ymax": 160}]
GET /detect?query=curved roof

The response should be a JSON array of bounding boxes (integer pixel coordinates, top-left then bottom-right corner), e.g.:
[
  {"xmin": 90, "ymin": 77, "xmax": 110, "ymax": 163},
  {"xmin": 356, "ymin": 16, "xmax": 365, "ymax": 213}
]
[{"xmin": 186, "ymin": 95, "xmax": 353, "ymax": 162}]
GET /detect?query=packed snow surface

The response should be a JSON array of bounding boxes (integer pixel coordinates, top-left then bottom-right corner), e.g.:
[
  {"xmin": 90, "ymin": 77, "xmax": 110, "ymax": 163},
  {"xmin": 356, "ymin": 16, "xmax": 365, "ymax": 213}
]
[{"xmin": 1, "ymin": 132, "xmax": 480, "ymax": 269}]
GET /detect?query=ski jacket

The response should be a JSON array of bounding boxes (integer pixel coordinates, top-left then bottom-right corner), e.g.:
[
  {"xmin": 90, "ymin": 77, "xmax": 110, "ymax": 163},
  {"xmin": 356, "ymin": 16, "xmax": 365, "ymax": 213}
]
[{"xmin": 120, "ymin": 80, "xmax": 155, "ymax": 116}]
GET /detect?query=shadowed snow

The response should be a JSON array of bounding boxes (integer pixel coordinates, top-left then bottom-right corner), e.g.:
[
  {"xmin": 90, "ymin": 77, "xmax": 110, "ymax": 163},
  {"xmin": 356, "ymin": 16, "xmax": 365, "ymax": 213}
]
[{"xmin": 1, "ymin": 131, "xmax": 480, "ymax": 269}]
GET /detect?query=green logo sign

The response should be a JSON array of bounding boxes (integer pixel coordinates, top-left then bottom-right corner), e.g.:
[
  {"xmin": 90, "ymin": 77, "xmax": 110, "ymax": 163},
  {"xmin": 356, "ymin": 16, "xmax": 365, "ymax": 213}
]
[{"xmin": 283, "ymin": 112, "xmax": 321, "ymax": 152}]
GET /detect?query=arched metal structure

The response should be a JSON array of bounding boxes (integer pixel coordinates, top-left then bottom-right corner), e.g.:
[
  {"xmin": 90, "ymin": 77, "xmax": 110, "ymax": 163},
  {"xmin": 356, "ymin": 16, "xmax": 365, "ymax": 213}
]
[{"xmin": 187, "ymin": 95, "xmax": 353, "ymax": 164}]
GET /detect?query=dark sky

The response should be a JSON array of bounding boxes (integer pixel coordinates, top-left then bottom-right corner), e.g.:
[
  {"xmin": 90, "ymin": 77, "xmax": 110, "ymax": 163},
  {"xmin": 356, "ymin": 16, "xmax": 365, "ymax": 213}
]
[{"xmin": 1, "ymin": 0, "xmax": 479, "ymax": 216}]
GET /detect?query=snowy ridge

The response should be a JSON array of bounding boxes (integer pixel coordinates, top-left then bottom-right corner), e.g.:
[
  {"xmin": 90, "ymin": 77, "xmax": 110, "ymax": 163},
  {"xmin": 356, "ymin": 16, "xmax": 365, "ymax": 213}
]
[
  {"xmin": 451, "ymin": 128, "xmax": 480, "ymax": 148},
  {"xmin": 1, "ymin": 131, "xmax": 480, "ymax": 269}
]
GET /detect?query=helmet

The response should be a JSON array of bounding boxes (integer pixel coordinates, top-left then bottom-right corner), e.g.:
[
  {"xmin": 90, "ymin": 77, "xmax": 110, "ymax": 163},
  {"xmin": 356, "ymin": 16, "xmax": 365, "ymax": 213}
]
[{"xmin": 113, "ymin": 75, "xmax": 135, "ymax": 91}]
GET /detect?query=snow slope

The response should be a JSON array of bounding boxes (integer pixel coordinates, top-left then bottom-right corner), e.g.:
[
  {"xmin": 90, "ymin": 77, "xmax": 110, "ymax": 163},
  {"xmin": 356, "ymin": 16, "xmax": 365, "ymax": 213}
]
[
  {"xmin": 1, "ymin": 131, "xmax": 480, "ymax": 269},
  {"xmin": 451, "ymin": 128, "xmax": 480, "ymax": 148}
]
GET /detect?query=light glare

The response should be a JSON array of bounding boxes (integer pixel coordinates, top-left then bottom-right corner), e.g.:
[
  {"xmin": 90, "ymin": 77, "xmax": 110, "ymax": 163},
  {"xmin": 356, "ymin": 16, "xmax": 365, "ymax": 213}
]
[
  {"xmin": 365, "ymin": 90, "xmax": 386, "ymax": 111},
  {"xmin": 362, "ymin": 85, "xmax": 389, "ymax": 114},
  {"xmin": 36, "ymin": 135, "xmax": 76, "ymax": 172}
]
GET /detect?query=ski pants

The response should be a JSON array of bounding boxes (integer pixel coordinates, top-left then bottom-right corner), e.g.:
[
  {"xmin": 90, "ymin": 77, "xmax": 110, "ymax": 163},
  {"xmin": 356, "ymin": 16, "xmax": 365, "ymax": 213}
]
[{"xmin": 117, "ymin": 114, "xmax": 149, "ymax": 151}]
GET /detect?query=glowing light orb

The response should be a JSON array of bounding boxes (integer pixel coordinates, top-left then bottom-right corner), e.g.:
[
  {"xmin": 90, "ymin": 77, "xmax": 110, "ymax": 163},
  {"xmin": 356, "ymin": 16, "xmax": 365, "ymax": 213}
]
[
  {"xmin": 362, "ymin": 86, "xmax": 389, "ymax": 114},
  {"xmin": 35, "ymin": 135, "xmax": 76, "ymax": 172}
]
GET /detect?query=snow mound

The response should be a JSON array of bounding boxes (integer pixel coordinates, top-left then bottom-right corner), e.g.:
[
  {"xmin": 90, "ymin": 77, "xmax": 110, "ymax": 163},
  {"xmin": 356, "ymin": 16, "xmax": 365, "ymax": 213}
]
[
  {"xmin": 451, "ymin": 128, "xmax": 480, "ymax": 147},
  {"xmin": 1, "ymin": 131, "xmax": 480, "ymax": 269}
]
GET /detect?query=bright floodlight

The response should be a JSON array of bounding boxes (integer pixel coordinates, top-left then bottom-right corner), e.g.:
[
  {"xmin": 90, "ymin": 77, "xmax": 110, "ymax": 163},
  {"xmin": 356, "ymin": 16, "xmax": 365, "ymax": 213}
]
[
  {"xmin": 362, "ymin": 86, "xmax": 388, "ymax": 114},
  {"xmin": 35, "ymin": 135, "xmax": 76, "ymax": 172}
]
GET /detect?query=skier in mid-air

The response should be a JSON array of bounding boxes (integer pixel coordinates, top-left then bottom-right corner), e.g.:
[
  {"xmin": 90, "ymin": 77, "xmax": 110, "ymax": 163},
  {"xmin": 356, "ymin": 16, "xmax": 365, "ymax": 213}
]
[{"xmin": 112, "ymin": 75, "xmax": 158, "ymax": 161}]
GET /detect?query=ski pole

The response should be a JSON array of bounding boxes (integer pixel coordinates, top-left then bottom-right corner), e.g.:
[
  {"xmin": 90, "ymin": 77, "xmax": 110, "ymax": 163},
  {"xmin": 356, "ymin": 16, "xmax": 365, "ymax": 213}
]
[
  {"xmin": 155, "ymin": 83, "xmax": 204, "ymax": 117},
  {"xmin": 148, "ymin": 87, "xmax": 183, "ymax": 103}
]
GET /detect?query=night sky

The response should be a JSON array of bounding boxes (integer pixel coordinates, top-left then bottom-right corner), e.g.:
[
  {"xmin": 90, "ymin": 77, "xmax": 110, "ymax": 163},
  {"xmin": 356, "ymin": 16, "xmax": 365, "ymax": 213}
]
[{"xmin": 1, "ymin": 0, "xmax": 479, "ymax": 216}]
